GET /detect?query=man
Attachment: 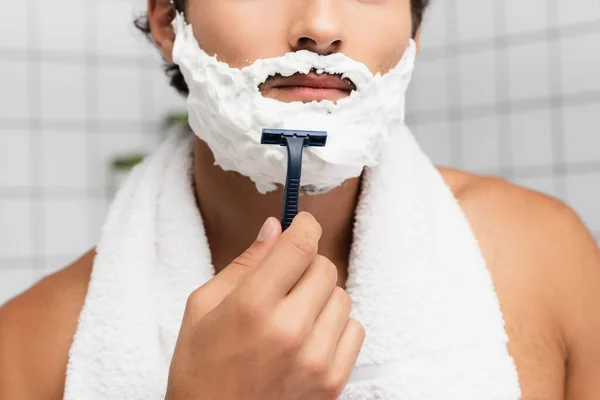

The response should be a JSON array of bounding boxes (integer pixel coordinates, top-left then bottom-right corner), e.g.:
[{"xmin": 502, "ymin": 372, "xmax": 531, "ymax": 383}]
[{"xmin": 1, "ymin": 0, "xmax": 599, "ymax": 398}]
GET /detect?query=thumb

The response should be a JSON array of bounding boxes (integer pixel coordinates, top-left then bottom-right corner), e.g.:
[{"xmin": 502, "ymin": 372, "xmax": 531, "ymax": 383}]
[
  {"xmin": 189, "ymin": 217, "xmax": 282, "ymax": 318},
  {"xmin": 224, "ymin": 216, "xmax": 282, "ymax": 283}
]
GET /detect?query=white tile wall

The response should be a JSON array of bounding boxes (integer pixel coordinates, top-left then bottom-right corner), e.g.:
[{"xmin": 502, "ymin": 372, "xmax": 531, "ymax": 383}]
[
  {"xmin": 96, "ymin": 0, "xmax": 147, "ymax": 57},
  {"xmin": 411, "ymin": 0, "xmax": 600, "ymax": 244},
  {"xmin": 0, "ymin": 0, "xmax": 184, "ymax": 305},
  {"xmin": 413, "ymin": 121, "xmax": 455, "ymax": 167},
  {"xmin": 0, "ymin": 199, "xmax": 33, "ymax": 259},
  {"xmin": 0, "ymin": 0, "xmax": 29, "ymax": 49},
  {"xmin": 0, "ymin": 58, "xmax": 30, "ymax": 120},
  {"xmin": 507, "ymin": 41, "xmax": 551, "ymax": 101},
  {"xmin": 455, "ymin": 0, "xmax": 495, "ymax": 42},
  {"xmin": 509, "ymin": 109, "xmax": 554, "ymax": 169},
  {"xmin": 417, "ymin": 0, "xmax": 448, "ymax": 47},
  {"xmin": 40, "ymin": 62, "xmax": 87, "ymax": 121},
  {"xmin": 557, "ymin": 0, "xmax": 600, "ymax": 26},
  {"xmin": 96, "ymin": 65, "xmax": 143, "ymax": 122},
  {"xmin": 461, "ymin": 115, "xmax": 501, "ymax": 173},
  {"xmin": 0, "ymin": 130, "xmax": 31, "ymax": 188},
  {"xmin": 411, "ymin": 58, "xmax": 450, "ymax": 112},
  {"xmin": 560, "ymin": 31, "xmax": 600, "ymax": 95},
  {"xmin": 89, "ymin": 198, "xmax": 110, "ymax": 246},
  {"xmin": 42, "ymin": 199, "xmax": 91, "ymax": 257},
  {"xmin": 40, "ymin": 130, "xmax": 88, "ymax": 188},
  {"xmin": 457, "ymin": 49, "xmax": 497, "ymax": 108},
  {"xmin": 505, "ymin": 0, "xmax": 548, "ymax": 35},
  {"xmin": 148, "ymin": 68, "xmax": 188, "ymax": 117},
  {"xmin": 562, "ymin": 103, "xmax": 600, "ymax": 164},
  {"xmin": 38, "ymin": 0, "xmax": 87, "ymax": 53}
]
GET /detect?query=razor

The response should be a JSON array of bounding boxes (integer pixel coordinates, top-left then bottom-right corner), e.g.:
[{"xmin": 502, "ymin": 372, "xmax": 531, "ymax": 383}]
[{"xmin": 261, "ymin": 128, "xmax": 328, "ymax": 231}]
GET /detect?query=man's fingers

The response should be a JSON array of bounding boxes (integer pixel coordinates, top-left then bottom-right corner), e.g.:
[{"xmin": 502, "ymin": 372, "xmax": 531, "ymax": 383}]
[
  {"xmin": 282, "ymin": 255, "xmax": 338, "ymax": 328},
  {"xmin": 224, "ymin": 217, "xmax": 281, "ymax": 285},
  {"xmin": 187, "ymin": 217, "xmax": 282, "ymax": 319},
  {"xmin": 329, "ymin": 319, "xmax": 365, "ymax": 389},
  {"xmin": 242, "ymin": 212, "xmax": 322, "ymax": 305}
]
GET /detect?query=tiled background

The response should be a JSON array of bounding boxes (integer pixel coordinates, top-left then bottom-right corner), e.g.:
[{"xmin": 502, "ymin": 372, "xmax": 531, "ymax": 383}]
[
  {"xmin": 1, "ymin": 0, "xmax": 599, "ymax": 304},
  {"xmin": 407, "ymin": 0, "xmax": 600, "ymax": 239},
  {"xmin": 0, "ymin": 0, "xmax": 184, "ymax": 303}
]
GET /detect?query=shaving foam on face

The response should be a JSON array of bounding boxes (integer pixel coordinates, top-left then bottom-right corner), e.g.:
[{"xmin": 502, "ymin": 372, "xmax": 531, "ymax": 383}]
[{"xmin": 171, "ymin": 13, "xmax": 416, "ymax": 194}]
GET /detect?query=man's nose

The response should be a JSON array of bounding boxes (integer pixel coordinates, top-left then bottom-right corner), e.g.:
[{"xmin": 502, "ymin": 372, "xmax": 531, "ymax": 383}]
[{"xmin": 288, "ymin": 0, "xmax": 346, "ymax": 55}]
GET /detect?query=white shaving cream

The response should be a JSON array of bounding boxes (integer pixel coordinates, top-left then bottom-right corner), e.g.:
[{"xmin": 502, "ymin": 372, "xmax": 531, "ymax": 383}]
[{"xmin": 172, "ymin": 13, "xmax": 416, "ymax": 194}]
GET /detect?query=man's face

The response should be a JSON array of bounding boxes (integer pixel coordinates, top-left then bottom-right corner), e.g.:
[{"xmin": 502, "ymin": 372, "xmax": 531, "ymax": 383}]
[{"xmin": 184, "ymin": 0, "xmax": 414, "ymax": 103}]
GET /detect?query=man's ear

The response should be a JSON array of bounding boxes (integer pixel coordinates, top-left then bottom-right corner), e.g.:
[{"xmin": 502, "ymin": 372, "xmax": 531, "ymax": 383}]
[{"xmin": 147, "ymin": 0, "xmax": 177, "ymax": 62}]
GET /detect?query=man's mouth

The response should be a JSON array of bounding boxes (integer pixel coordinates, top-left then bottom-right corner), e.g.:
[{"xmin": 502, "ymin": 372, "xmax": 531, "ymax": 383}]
[{"xmin": 260, "ymin": 70, "xmax": 356, "ymax": 103}]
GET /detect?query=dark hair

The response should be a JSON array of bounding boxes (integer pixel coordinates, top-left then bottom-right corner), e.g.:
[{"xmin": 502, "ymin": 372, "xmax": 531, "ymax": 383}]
[{"xmin": 135, "ymin": 0, "xmax": 430, "ymax": 96}]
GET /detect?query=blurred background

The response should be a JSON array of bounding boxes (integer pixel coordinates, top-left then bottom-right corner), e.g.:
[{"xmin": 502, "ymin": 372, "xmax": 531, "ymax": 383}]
[{"xmin": 0, "ymin": 0, "xmax": 599, "ymax": 304}]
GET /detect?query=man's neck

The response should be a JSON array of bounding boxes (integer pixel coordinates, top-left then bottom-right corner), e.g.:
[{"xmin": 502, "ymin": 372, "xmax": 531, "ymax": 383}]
[{"xmin": 192, "ymin": 137, "xmax": 360, "ymax": 288}]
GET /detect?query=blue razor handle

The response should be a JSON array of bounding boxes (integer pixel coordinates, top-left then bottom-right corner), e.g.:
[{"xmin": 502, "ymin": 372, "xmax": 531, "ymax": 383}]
[{"xmin": 261, "ymin": 128, "xmax": 328, "ymax": 231}]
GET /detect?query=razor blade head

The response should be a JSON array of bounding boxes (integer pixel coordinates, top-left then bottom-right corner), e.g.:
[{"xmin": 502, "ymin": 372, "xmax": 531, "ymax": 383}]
[{"xmin": 261, "ymin": 128, "xmax": 327, "ymax": 147}]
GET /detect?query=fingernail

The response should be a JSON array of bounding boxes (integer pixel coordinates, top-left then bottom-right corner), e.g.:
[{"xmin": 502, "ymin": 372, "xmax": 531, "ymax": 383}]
[{"xmin": 257, "ymin": 218, "xmax": 274, "ymax": 242}]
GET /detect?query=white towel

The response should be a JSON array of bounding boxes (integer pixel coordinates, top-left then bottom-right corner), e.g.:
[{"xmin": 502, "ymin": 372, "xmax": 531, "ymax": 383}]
[{"xmin": 64, "ymin": 123, "xmax": 521, "ymax": 399}]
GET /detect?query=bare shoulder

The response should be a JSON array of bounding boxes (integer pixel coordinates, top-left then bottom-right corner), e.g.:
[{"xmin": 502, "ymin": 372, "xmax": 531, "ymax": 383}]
[
  {"xmin": 0, "ymin": 249, "xmax": 95, "ymax": 400},
  {"xmin": 439, "ymin": 167, "xmax": 600, "ymax": 399}
]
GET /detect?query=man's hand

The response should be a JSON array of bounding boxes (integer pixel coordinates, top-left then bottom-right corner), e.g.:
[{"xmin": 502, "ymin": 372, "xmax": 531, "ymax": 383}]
[{"xmin": 165, "ymin": 212, "xmax": 365, "ymax": 400}]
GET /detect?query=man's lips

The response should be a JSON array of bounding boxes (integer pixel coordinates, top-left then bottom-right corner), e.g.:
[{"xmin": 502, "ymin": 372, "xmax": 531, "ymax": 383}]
[
  {"xmin": 271, "ymin": 72, "xmax": 356, "ymax": 91},
  {"xmin": 261, "ymin": 72, "xmax": 356, "ymax": 102}
]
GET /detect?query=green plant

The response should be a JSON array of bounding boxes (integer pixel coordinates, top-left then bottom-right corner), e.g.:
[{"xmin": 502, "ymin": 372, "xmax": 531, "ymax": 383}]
[
  {"xmin": 111, "ymin": 153, "xmax": 146, "ymax": 171},
  {"xmin": 164, "ymin": 111, "xmax": 189, "ymax": 129}
]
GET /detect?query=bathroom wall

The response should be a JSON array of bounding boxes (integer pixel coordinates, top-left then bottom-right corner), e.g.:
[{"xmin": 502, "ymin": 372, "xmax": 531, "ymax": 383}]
[
  {"xmin": 0, "ymin": 0, "xmax": 184, "ymax": 303},
  {"xmin": 408, "ymin": 0, "xmax": 600, "ymax": 243},
  {"xmin": 0, "ymin": 0, "xmax": 599, "ymax": 304}
]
